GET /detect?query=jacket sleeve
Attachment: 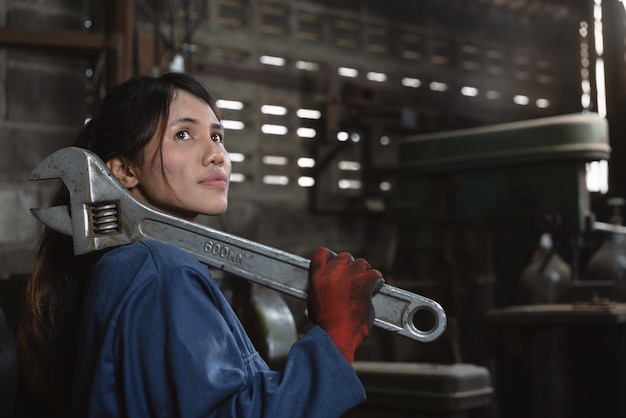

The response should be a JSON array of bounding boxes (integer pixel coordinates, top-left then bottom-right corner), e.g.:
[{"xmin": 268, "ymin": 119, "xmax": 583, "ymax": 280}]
[{"xmin": 113, "ymin": 264, "xmax": 366, "ymax": 418}]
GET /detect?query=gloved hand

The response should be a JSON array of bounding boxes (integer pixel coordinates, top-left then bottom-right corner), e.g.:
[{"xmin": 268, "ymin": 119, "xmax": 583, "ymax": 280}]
[{"xmin": 308, "ymin": 247, "xmax": 384, "ymax": 364}]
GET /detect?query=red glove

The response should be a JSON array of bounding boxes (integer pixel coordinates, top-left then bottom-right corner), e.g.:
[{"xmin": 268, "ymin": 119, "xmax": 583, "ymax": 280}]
[{"xmin": 308, "ymin": 247, "xmax": 384, "ymax": 364}]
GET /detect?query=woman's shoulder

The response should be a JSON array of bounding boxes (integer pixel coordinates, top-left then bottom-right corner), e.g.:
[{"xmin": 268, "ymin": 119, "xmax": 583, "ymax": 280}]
[
  {"xmin": 90, "ymin": 240, "xmax": 214, "ymax": 303},
  {"xmin": 98, "ymin": 240, "xmax": 203, "ymax": 273}
]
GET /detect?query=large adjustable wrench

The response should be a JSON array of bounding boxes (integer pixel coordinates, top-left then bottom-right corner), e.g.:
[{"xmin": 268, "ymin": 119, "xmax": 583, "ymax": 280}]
[{"xmin": 29, "ymin": 147, "xmax": 446, "ymax": 342}]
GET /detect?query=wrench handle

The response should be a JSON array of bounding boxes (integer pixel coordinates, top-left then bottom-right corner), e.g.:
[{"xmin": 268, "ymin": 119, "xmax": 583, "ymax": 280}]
[{"xmin": 138, "ymin": 218, "xmax": 447, "ymax": 343}]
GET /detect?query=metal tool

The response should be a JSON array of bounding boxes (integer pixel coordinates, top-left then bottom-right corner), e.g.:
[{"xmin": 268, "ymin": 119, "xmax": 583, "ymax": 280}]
[{"xmin": 29, "ymin": 147, "xmax": 447, "ymax": 342}]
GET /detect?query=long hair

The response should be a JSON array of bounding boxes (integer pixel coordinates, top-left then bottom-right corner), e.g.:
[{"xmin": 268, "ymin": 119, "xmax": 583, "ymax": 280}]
[{"xmin": 16, "ymin": 72, "xmax": 219, "ymax": 414}]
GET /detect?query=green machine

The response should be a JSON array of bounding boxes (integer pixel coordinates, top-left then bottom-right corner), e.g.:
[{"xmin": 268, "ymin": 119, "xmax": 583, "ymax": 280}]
[
  {"xmin": 388, "ymin": 113, "xmax": 612, "ymax": 418},
  {"xmin": 394, "ymin": 113, "xmax": 609, "ymax": 247},
  {"xmin": 391, "ymin": 113, "xmax": 610, "ymax": 306}
]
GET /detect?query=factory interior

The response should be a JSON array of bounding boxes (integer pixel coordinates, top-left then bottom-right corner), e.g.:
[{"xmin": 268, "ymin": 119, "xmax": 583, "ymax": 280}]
[{"xmin": 2, "ymin": 0, "xmax": 626, "ymax": 417}]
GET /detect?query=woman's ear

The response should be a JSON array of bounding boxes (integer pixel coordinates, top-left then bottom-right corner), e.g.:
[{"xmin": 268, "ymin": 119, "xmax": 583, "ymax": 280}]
[{"xmin": 106, "ymin": 156, "xmax": 140, "ymax": 189}]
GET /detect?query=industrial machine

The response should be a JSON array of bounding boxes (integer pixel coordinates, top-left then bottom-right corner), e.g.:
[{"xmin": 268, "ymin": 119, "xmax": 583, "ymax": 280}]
[
  {"xmin": 389, "ymin": 112, "xmax": 626, "ymax": 418},
  {"xmin": 392, "ymin": 112, "xmax": 610, "ymax": 311}
]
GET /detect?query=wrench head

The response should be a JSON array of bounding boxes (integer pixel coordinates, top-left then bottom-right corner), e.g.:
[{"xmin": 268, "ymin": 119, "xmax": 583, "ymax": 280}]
[
  {"xmin": 29, "ymin": 147, "xmax": 134, "ymax": 254},
  {"xmin": 30, "ymin": 206, "xmax": 73, "ymax": 236},
  {"xmin": 30, "ymin": 146, "xmax": 101, "ymax": 194}
]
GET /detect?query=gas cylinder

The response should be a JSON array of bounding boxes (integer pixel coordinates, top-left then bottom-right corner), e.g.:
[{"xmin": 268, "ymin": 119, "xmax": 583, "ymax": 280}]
[
  {"xmin": 585, "ymin": 198, "xmax": 626, "ymax": 301},
  {"xmin": 520, "ymin": 232, "xmax": 572, "ymax": 304}
]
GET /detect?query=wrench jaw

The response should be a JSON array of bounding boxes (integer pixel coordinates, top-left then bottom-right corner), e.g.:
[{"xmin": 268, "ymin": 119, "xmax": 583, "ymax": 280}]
[
  {"xmin": 76, "ymin": 152, "xmax": 134, "ymax": 253},
  {"xmin": 29, "ymin": 147, "xmax": 135, "ymax": 255},
  {"xmin": 30, "ymin": 206, "xmax": 73, "ymax": 237}
]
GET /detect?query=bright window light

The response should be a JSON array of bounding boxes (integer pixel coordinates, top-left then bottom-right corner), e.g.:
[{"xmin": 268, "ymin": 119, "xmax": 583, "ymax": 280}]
[
  {"xmin": 262, "ymin": 124, "xmax": 288, "ymax": 135},
  {"xmin": 536, "ymin": 98, "xmax": 550, "ymax": 108},
  {"xmin": 430, "ymin": 81, "xmax": 448, "ymax": 91},
  {"xmin": 216, "ymin": 100, "xmax": 244, "ymax": 110},
  {"xmin": 262, "ymin": 155, "xmax": 288, "ymax": 165},
  {"xmin": 402, "ymin": 77, "xmax": 421, "ymax": 88},
  {"xmin": 263, "ymin": 175, "xmax": 289, "ymax": 185},
  {"xmin": 338, "ymin": 161, "xmax": 361, "ymax": 171},
  {"xmin": 338, "ymin": 179, "xmax": 362, "ymax": 190},
  {"xmin": 580, "ymin": 21, "xmax": 592, "ymax": 112},
  {"xmin": 586, "ymin": 159, "xmax": 609, "ymax": 194},
  {"xmin": 297, "ymin": 127, "xmax": 316, "ymax": 138},
  {"xmin": 513, "ymin": 95, "xmax": 530, "ymax": 105},
  {"xmin": 298, "ymin": 176, "xmax": 315, "ymax": 187},
  {"xmin": 229, "ymin": 152, "xmax": 245, "ymax": 162},
  {"xmin": 379, "ymin": 181, "xmax": 392, "ymax": 192},
  {"xmin": 366, "ymin": 72, "xmax": 387, "ymax": 82},
  {"xmin": 337, "ymin": 131, "xmax": 349, "ymax": 142},
  {"xmin": 594, "ymin": 1, "xmax": 607, "ymax": 117},
  {"xmin": 296, "ymin": 60, "xmax": 319, "ymax": 71},
  {"xmin": 261, "ymin": 105, "xmax": 287, "ymax": 115},
  {"xmin": 596, "ymin": 58, "xmax": 607, "ymax": 117},
  {"xmin": 230, "ymin": 173, "xmax": 246, "ymax": 182},
  {"xmin": 260, "ymin": 55, "xmax": 286, "ymax": 66},
  {"xmin": 222, "ymin": 120, "xmax": 245, "ymax": 130},
  {"xmin": 582, "ymin": 93, "xmax": 591, "ymax": 108},
  {"xmin": 297, "ymin": 108, "xmax": 321, "ymax": 119},
  {"xmin": 297, "ymin": 157, "xmax": 316, "ymax": 168},
  {"xmin": 461, "ymin": 86, "xmax": 479, "ymax": 97},
  {"xmin": 594, "ymin": 3, "xmax": 604, "ymax": 56},
  {"xmin": 338, "ymin": 67, "xmax": 358, "ymax": 78}
]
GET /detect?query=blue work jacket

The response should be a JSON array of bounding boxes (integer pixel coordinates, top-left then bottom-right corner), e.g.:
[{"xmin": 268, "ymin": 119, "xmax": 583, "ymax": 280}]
[{"xmin": 73, "ymin": 240, "xmax": 365, "ymax": 417}]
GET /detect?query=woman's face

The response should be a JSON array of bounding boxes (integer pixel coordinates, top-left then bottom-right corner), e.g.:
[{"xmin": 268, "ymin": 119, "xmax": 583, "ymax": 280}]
[{"xmin": 131, "ymin": 89, "xmax": 231, "ymax": 221}]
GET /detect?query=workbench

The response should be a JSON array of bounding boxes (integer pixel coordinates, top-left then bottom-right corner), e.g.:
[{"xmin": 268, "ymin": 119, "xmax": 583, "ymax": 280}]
[{"xmin": 488, "ymin": 303, "xmax": 626, "ymax": 418}]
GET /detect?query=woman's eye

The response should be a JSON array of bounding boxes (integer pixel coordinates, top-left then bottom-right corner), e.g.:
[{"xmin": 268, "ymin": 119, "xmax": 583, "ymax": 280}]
[
  {"xmin": 211, "ymin": 133, "xmax": 224, "ymax": 143},
  {"xmin": 175, "ymin": 130, "xmax": 191, "ymax": 140}
]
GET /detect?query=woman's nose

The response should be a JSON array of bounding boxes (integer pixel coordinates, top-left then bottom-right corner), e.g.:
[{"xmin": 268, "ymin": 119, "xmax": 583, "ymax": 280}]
[{"xmin": 201, "ymin": 140, "xmax": 225, "ymax": 167}]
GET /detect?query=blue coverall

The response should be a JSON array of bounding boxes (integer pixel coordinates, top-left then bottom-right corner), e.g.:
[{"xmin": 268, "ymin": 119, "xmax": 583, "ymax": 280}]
[{"xmin": 73, "ymin": 240, "xmax": 366, "ymax": 417}]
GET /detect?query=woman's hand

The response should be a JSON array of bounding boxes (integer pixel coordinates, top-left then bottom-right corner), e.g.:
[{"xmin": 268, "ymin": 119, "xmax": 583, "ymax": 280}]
[{"xmin": 308, "ymin": 247, "xmax": 384, "ymax": 364}]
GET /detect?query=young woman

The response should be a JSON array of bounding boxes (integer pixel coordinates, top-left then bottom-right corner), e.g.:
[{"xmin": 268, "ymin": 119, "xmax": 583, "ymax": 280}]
[{"xmin": 17, "ymin": 72, "xmax": 383, "ymax": 417}]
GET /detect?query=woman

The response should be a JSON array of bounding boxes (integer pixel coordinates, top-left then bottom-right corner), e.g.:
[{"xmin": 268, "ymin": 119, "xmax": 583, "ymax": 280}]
[{"xmin": 17, "ymin": 72, "xmax": 383, "ymax": 417}]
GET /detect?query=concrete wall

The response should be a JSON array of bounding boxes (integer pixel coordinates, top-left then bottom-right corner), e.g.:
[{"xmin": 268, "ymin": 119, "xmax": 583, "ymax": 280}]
[
  {"xmin": 0, "ymin": 0, "xmax": 91, "ymax": 278},
  {"xmin": 0, "ymin": 0, "xmax": 389, "ymax": 374},
  {"xmin": 0, "ymin": 0, "xmax": 387, "ymax": 281},
  {"xmin": 0, "ymin": 0, "xmax": 581, "ymax": 281}
]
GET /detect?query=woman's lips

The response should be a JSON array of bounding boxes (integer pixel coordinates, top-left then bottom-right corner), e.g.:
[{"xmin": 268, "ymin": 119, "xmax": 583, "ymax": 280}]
[{"xmin": 199, "ymin": 172, "xmax": 228, "ymax": 187}]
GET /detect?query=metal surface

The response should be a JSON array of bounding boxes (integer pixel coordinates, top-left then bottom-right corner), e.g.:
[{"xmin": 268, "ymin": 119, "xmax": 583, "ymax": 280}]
[
  {"xmin": 487, "ymin": 303, "xmax": 626, "ymax": 324},
  {"xmin": 350, "ymin": 361, "xmax": 493, "ymax": 413},
  {"xmin": 593, "ymin": 221, "xmax": 626, "ymax": 235},
  {"xmin": 29, "ymin": 147, "xmax": 447, "ymax": 343}
]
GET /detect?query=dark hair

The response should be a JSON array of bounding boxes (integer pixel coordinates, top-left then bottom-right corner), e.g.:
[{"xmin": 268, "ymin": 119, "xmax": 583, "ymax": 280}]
[
  {"xmin": 79, "ymin": 72, "xmax": 220, "ymax": 165},
  {"xmin": 16, "ymin": 72, "xmax": 219, "ymax": 415}
]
